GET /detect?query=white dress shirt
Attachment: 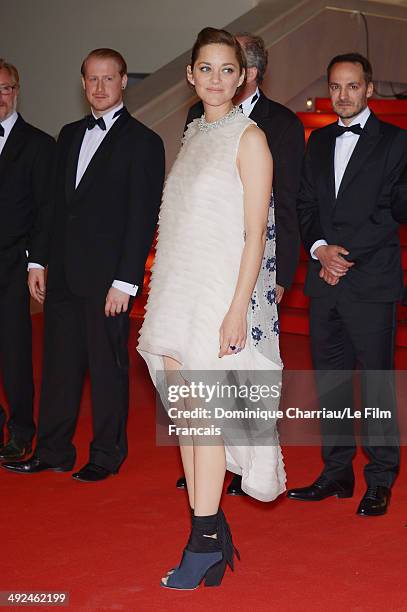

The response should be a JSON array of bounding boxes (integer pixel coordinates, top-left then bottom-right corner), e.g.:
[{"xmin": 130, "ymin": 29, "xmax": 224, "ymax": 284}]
[
  {"xmin": 75, "ymin": 103, "xmax": 122, "ymax": 187},
  {"xmin": 310, "ymin": 106, "xmax": 371, "ymax": 259},
  {"xmin": 29, "ymin": 103, "xmax": 138, "ymax": 296},
  {"xmin": 0, "ymin": 111, "xmax": 18, "ymax": 156},
  {"xmin": 239, "ymin": 86, "xmax": 260, "ymax": 117}
]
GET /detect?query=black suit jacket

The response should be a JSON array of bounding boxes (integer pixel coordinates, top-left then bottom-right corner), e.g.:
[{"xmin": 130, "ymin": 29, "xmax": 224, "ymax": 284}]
[
  {"xmin": 32, "ymin": 108, "xmax": 165, "ymax": 297},
  {"xmin": 185, "ymin": 91, "xmax": 305, "ymax": 288},
  {"xmin": 392, "ymin": 161, "xmax": 407, "ymax": 224},
  {"xmin": 297, "ymin": 112, "xmax": 407, "ymax": 302},
  {"xmin": 0, "ymin": 114, "xmax": 55, "ymax": 285},
  {"xmin": 31, "ymin": 110, "xmax": 165, "ymax": 296},
  {"xmin": 391, "ymin": 160, "xmax": 407, "ymax": 303}
]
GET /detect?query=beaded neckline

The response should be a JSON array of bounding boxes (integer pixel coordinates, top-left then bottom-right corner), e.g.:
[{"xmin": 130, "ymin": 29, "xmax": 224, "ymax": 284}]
[{"xmin": 197, "ymin": 106, "xmax": 242, "ymax": 132}]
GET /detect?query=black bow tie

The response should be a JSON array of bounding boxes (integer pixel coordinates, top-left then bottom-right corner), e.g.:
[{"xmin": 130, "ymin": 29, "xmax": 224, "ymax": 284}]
[
  {"xmin": 86, "ymin": 107, "xmax": 125, "ymax": 131},
  {"xmin": 0, "ymin": 124, "xmax": 4, "ymax": 137},
  {"xmin": 87, "ymin": 115, "xmax": 106, "ymax": 131},
  {"xmin": 334, "ymin": 123, "xmax": 363, "ymax": 137}
]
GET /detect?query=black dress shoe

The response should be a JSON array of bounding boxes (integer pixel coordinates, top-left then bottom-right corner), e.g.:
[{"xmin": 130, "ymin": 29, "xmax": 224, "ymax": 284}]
[
  {"xmin": 72, "ymin": 463, "xmax": 114, "ymax": 482},
  {"xmin": 0, "ymin": 438, "xmax": 32, "ymax": 460},
  {"xmin": 287, "ymin": 475, "xmax": 354, "ymax": 501},
  {"xmin": 357, "ymin": 486, "xmax": 390, "ymax": 516},
  {"xmin": 1, "ymin": 457, "xmax": 71, "ymax": 474},
  {"xmin": 176, "ymin": 476, "xmax": 187, "ymax": 489},
  {"xmin": 226, "ymin": 474, "xmax": 247, "ymax": 496}
]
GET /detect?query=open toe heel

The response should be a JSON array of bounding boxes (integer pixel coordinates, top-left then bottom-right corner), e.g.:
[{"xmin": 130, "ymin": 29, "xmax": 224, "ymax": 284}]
[
  {"xmin": 204, "ymin": 558, "xmax": 227, "ymax": 586},
  {"xmin": 161, "ymin": 509, "xmax": 239, "ymax": 590}
]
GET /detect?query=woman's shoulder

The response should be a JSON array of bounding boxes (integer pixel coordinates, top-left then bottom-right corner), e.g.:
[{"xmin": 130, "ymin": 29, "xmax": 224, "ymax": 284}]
[
  {"xmin": 219, "ymin": 112, "xmax": 258, "ymax": 142},
  {"xmin": 231, "ymin": 112, "xmax": 255, "ymax": 130},
  {"xmin": 239, "ymin": 118, "xmax": 267, "ymax": 145},
  {"xmin": 238, "ymin": 120, "xmax": 272, "ymax": 163},
  {"xmin": 232, "ymin": 113, "xmax": 263, "ymax": 140},
  {"xmin": 240, "ymin": 113, "xmax": 257, "ymax": 127},
  {"xmin": 182, "ymin": 118, "xmax": 200, "ymax": 144}
]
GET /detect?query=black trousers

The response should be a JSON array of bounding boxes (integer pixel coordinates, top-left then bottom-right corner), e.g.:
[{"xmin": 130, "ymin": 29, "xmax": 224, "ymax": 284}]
[
  {"xmin": 309, "ymin": 294, "xmax": 400, "ymax": 488},
  {"xmin": 0, "ymin": 251, "xmax": 35, "ymax": 443},
  {"xmin": 36, "ymin": 283, "xmax": 131, "ymax": 471}
]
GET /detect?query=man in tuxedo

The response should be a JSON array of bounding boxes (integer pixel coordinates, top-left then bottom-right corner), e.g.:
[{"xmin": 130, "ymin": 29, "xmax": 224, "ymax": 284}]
[
  {"xmin": 288, "ymin": 53, "xmax": 407, "ymax": 515},
  {"xmin": 176, "ymin": 32, "xmax": 305, "ymax": 495},
  {"xmin": 0, "ymin": 59, "xmax": 55, "ymax": 460},
  {"xmin": 3, "ymin": 49, "xmax": 165, "ymax": 481}
]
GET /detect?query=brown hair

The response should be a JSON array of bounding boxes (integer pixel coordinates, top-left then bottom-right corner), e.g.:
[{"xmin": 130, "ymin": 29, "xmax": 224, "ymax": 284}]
[
  {"xmin": 0, "ymin": 58, "xmax": 20, "ymax": 86},
  {"xmin": 327, "ymin": 52, "xmax": 373, "ymax": 84},
  {"xmin": 81, "ymin": 48, "xmax": 127, "ymax": 77},
  {"xmin": 190, "ymin": 27, "xmax": 246, "ymax": 75}
]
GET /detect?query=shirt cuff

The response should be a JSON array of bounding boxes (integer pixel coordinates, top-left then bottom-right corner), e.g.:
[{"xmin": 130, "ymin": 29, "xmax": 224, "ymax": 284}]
[
  {"xmin": 112, "ymin": 280, "xmax": 138, "ymax": 296},
  {"xmin": 28, "ymin": 262, "xmax": 45, "ymax": 270},
  {"xmin": 310, "ymin": 240, "xmax": 328, "ymax": 260}
]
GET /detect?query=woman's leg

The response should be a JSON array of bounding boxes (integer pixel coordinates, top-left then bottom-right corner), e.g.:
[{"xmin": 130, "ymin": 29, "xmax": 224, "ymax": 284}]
[
  {"xmin": 163, "ymin": 356, "xmax": 195, "ymax": 510},
  {"xmin": 193, "ymin": 443, "xmax": 226, "ymax": 516},
  {"xmin": 161, "ymin": 360, "xmax": 235, "ymax": 588},
  {"xmin": 163, "ymin": 356, "xmax": 226, "ymax": 514},
  {"xmin": 180, "ymin": 445, "xmax": 195, "ymax": 510}
]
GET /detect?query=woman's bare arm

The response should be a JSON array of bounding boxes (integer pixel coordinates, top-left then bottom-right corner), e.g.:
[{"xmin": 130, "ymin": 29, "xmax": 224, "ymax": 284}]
[{"xmin": 219, "ymin": 125, "xmax": 273, "ymax": 357}]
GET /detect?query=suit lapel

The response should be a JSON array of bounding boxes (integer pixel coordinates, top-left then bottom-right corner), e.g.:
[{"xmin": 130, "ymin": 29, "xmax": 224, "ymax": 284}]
[
  {"xmin": 0, "ymin": 114, "xmax": 27, "ymax": 184},
  {"xmin": 248, "ymin": 90, "xmax": 269, "ymax": 123},
  {"xmin": 336, "ymin": 112, "xmax": 382, "ymax": 199},
  {"xmin": 65, "ymin": 120, "xmax": 87, "ymax": 203},
  {"xmin": 66, "ymin": 109, "xmax": 131, "ymax": 203},
  {"xmin": 318, "ymin": 125, "xmax": 337, "ymax": 206}
]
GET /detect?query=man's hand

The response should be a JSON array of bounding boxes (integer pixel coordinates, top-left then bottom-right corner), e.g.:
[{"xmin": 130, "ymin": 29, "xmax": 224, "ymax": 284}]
[
  {"xmin": 275, "ymin": 284, "xmax": 285, "ymax": 304},
  {"xmin": 319, "ymin": 267, "xmax": 340, "ymax": 286},
  {"xmin": 28, "ymin": 269, "xmax": 46, "ymax": 304},
  {"xmin": 314, "ymin": 244, "xmax": 354, "ymax": 277},
  {"xmin": 105, "ymin": 287, "xmax": 130, "ymax": 317}
]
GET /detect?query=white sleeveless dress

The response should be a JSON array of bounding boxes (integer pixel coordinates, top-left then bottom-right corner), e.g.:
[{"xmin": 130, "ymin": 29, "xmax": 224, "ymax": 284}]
[{"xmin": 138, "ymin": 108, "xmax": 286, "ymax": 502}]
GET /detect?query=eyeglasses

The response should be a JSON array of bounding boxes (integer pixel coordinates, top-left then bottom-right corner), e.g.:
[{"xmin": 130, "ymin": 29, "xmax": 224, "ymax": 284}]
[{"xmin": 0, "ymin": 84, "xmax": 18, "ymax": 95}]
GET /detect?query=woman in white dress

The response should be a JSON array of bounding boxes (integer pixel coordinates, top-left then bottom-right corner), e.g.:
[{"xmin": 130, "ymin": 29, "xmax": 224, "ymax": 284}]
[{"xmin": 138, "ymin": 27, "xmax": 285, "ymax": 589}]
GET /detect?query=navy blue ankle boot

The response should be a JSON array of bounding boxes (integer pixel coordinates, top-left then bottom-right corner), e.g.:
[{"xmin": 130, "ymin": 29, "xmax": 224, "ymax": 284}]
[{"xmin": 161, "ymin": 509, "xmax": 239, "ymax": 590}]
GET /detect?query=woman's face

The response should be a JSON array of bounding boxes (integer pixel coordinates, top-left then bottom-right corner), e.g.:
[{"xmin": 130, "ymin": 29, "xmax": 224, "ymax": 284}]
[{"xmin": 187, "ymin": 43, "xmax": 244, "ymax": 108}]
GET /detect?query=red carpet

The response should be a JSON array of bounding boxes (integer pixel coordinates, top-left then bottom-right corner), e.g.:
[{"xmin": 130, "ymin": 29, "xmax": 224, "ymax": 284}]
[{"xmin": 1, "ymin": 316, "xmax": 406, "ymax": 611}]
